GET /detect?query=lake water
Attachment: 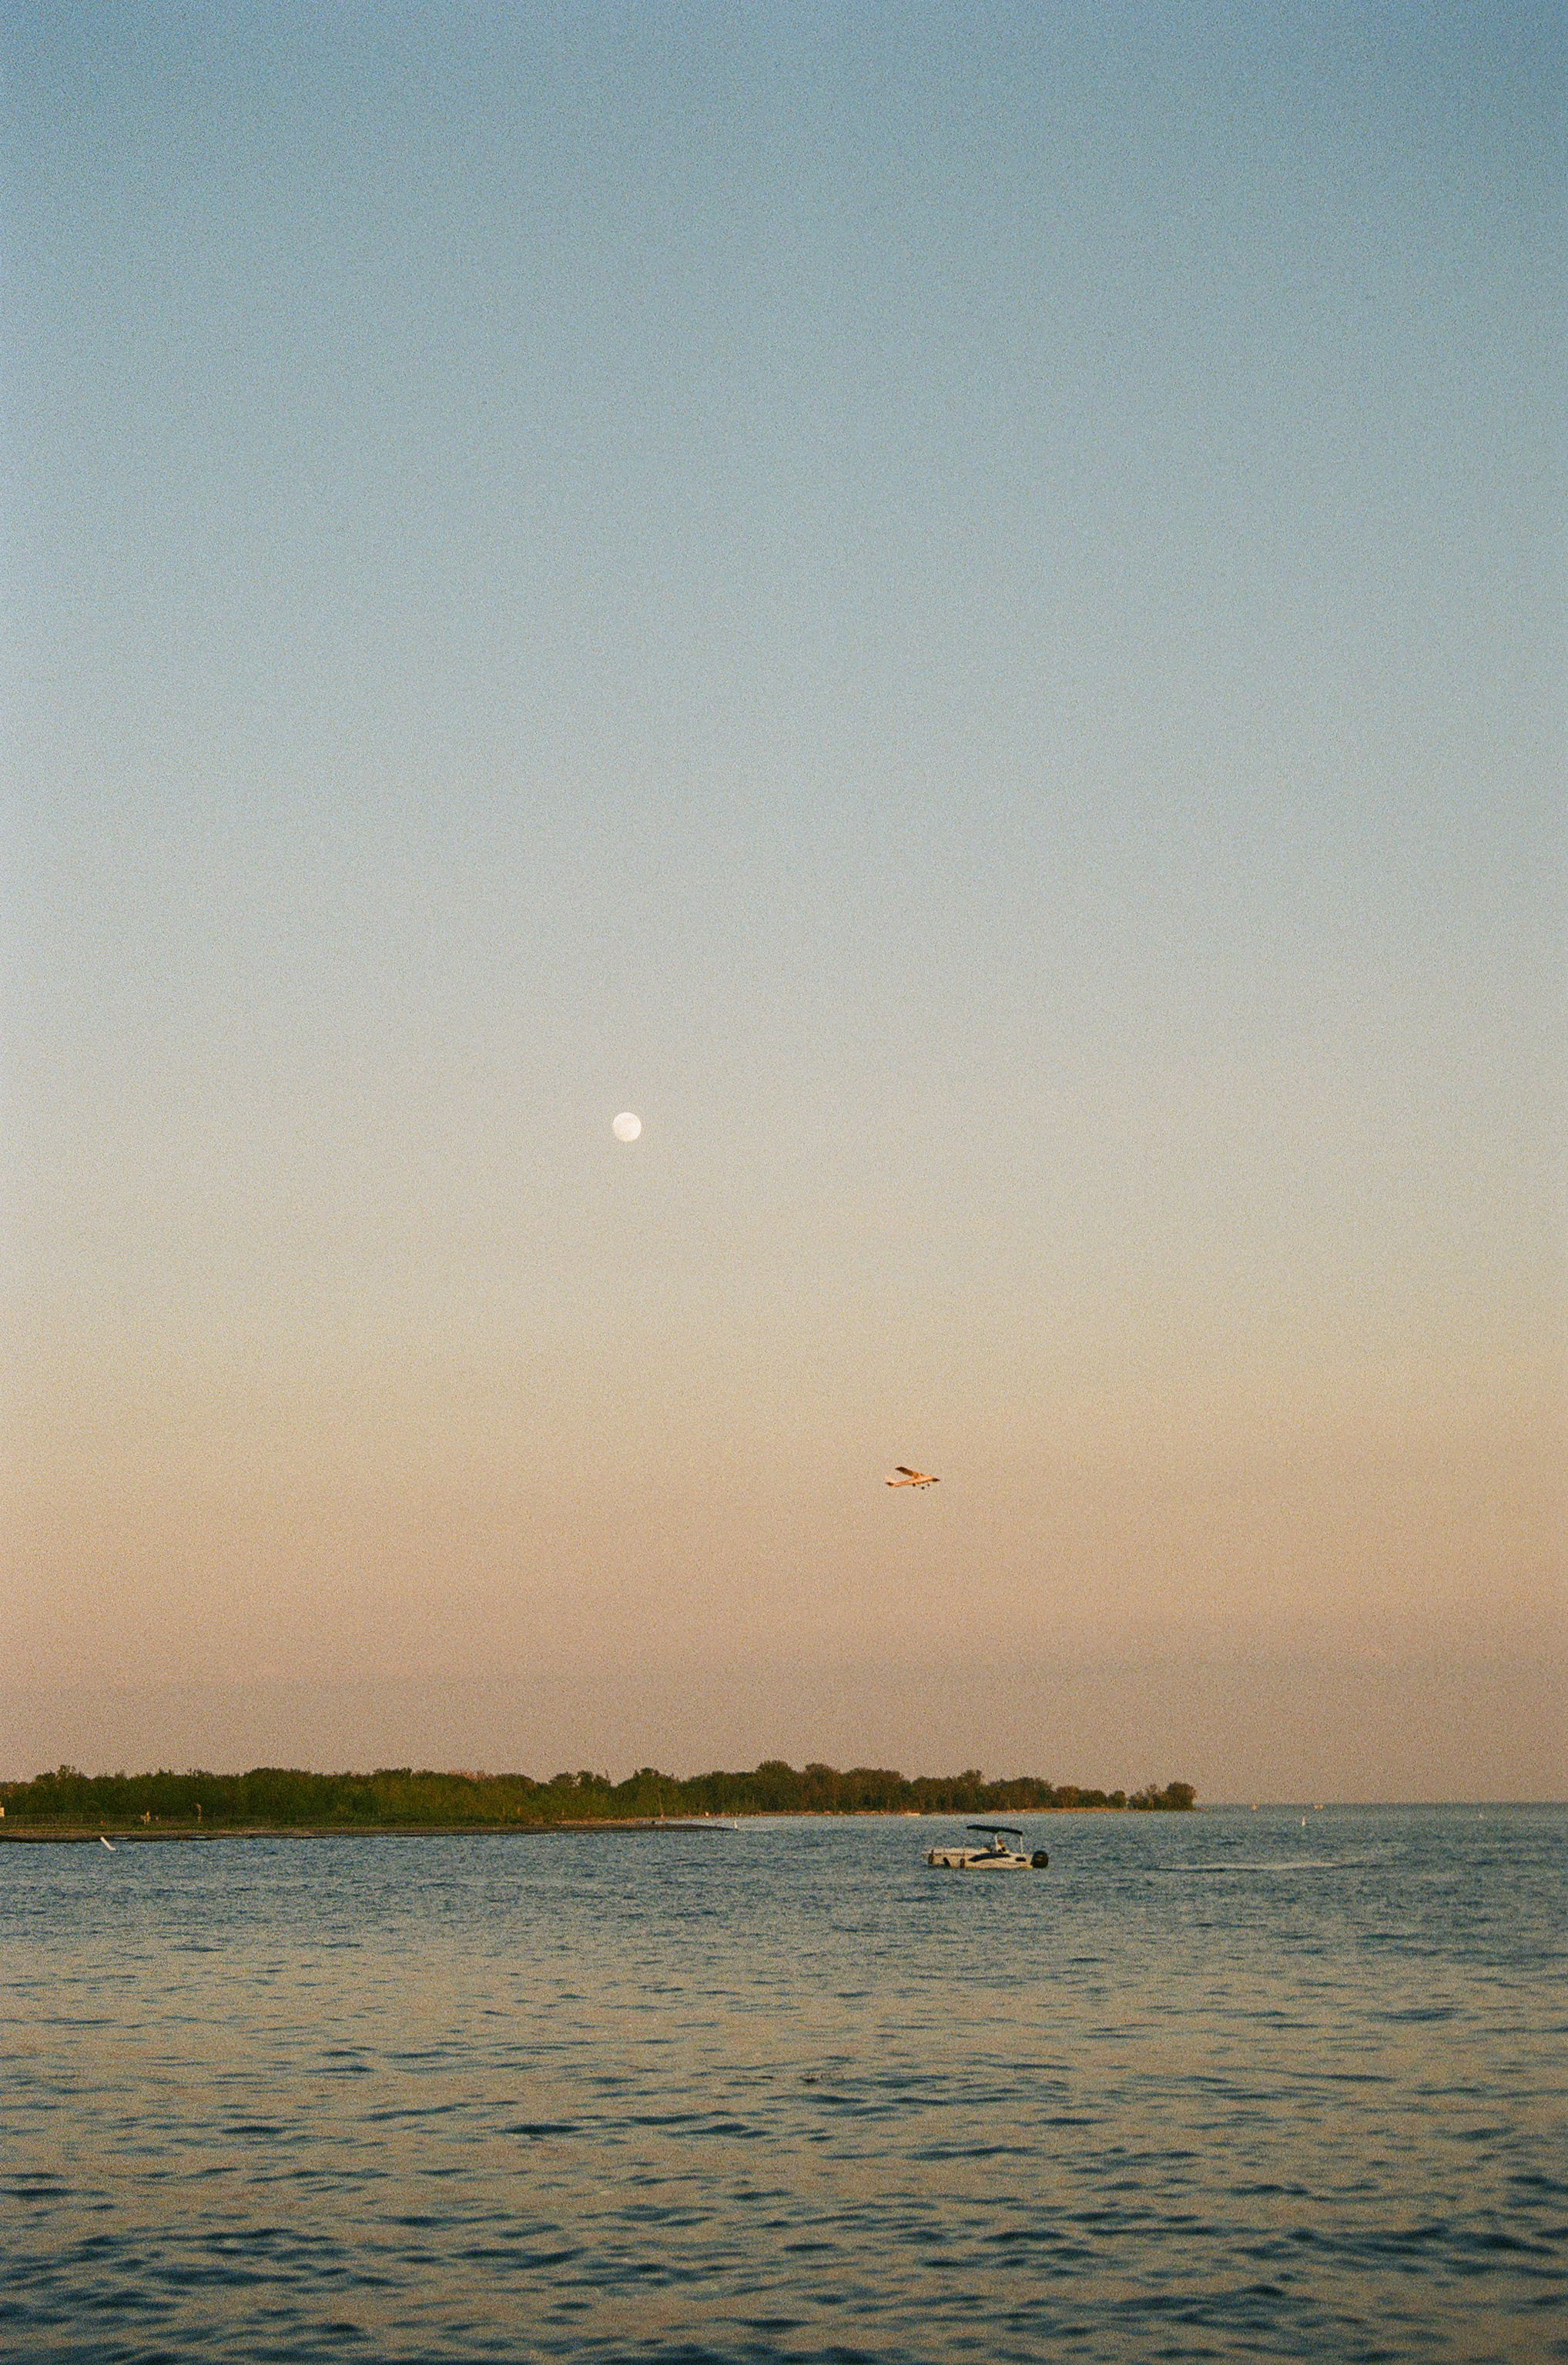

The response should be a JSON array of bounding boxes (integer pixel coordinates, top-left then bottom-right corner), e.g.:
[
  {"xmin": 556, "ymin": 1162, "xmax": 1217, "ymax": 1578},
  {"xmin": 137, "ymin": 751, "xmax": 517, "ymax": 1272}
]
[{"xmin": 2, "ymin": 1805, "xmax": 1563, "ymax": 2362}]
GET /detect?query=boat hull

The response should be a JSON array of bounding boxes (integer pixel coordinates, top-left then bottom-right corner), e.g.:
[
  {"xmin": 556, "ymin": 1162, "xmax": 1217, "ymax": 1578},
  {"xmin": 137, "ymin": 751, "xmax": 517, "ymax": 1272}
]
[{"xmin": 926, "ymin": 1846, "xmax": 1047, "ymax": 1870}]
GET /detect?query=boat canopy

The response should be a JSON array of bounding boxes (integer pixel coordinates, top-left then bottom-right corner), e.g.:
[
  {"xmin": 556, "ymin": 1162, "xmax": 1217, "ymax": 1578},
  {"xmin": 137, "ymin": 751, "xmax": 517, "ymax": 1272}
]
[{"xmin": 967, "ymin": 1824, "xmax": 1024, "ymax": 1840}]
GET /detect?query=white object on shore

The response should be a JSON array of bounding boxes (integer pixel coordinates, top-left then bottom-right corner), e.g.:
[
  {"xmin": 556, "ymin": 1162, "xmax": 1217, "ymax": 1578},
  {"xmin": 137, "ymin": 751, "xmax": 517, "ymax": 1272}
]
[{"xmin": 100, "ymin": 1836, "xmax": 116, "ymax": 1851}]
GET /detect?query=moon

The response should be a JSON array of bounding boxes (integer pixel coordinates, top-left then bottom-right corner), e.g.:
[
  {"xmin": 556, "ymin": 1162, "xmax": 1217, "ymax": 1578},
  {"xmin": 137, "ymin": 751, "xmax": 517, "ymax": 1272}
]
[{"xmin": 612, "ymin": 1111, "xmax": 642, "ymax": 1143}]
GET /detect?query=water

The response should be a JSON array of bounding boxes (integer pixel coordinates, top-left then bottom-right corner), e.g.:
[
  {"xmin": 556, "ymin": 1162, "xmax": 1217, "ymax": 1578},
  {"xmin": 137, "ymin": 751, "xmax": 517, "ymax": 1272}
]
[{"xmin": 2, "ymin": 1806, "xmax": 1563, "ymax": 2362}]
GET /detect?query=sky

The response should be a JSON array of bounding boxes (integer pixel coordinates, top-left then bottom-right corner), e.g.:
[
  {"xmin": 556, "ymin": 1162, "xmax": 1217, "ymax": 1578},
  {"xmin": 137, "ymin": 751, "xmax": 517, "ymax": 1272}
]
[{"xmin": 5, "ymin": 2, "xmax": 1563, "ymax": 1798}]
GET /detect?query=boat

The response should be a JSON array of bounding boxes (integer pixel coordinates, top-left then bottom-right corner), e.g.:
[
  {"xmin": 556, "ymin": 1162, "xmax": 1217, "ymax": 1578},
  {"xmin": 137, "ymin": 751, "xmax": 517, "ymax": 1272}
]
[{"xmin": 926, "ymin": 1823, "xmax": 1048, "ymax": 1870}]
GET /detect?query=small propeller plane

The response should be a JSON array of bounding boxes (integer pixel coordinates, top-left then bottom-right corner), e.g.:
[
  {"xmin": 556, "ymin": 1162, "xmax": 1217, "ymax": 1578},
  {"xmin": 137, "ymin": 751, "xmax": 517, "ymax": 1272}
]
[{"xmin": 886, "ymin": 1466, "xmax": 939, "ymax": 1489}]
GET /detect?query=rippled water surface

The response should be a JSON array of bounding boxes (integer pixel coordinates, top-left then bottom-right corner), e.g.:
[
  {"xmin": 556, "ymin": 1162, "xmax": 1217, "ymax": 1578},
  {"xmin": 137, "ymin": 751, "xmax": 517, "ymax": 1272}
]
[{"xmin": 3, "ymin": 1806, "xmax": 1563, "ymax": 2361}]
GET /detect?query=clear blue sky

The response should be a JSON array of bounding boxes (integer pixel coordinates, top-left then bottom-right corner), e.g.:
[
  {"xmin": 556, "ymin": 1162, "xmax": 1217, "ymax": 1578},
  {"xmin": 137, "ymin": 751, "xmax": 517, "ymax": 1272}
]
[{"xmin": 6, "ymin": 2, "xmax": 1562, "ymax": 1795}]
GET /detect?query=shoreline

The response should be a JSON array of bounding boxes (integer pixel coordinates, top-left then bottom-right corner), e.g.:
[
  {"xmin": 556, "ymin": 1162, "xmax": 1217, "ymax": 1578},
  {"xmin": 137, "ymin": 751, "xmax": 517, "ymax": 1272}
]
[
  {"xmin": 0, "ymin": 1817, "xmax": 742, "ymax": 1845},
  {"xmin": 0, "ymin": 1805, "xmax": 1171, "ymax": 1844}
]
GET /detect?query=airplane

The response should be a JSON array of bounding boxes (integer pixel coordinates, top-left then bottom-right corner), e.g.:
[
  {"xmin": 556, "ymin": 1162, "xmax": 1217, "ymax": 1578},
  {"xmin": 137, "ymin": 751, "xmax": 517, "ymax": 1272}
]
[{"xmin": 886, "ymin": 1466, "xmax": 939, "ymax": 1489}]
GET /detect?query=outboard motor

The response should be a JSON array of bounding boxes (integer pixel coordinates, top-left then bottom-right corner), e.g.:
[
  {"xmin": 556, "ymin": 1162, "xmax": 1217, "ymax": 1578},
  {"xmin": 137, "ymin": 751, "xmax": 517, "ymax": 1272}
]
[{"xmin": 1031, "ymin": 1849, "xmax": 1050, "ymax": 1868}]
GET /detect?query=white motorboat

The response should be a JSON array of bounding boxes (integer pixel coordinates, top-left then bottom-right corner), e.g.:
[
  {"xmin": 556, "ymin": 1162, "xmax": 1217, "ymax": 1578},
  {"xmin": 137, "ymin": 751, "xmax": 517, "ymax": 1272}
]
[{"xmin": 926, "ymin": 1822, "xmax": 1049, "ymax": 1870}]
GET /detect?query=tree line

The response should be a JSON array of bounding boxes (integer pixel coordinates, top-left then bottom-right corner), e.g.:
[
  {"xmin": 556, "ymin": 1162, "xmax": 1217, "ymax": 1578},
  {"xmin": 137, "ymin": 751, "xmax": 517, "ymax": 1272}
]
[{"xmin": 0, "ymin": 1762, "xmax": 1196, "ymax": 1827}]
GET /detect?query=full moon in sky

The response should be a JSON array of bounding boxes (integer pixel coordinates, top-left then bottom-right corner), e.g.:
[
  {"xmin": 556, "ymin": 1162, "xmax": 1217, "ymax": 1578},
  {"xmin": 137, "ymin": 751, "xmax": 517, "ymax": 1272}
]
[{"xmin": 612, "ymin": 1112, "xmax": 642, "ymax": 1143}]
